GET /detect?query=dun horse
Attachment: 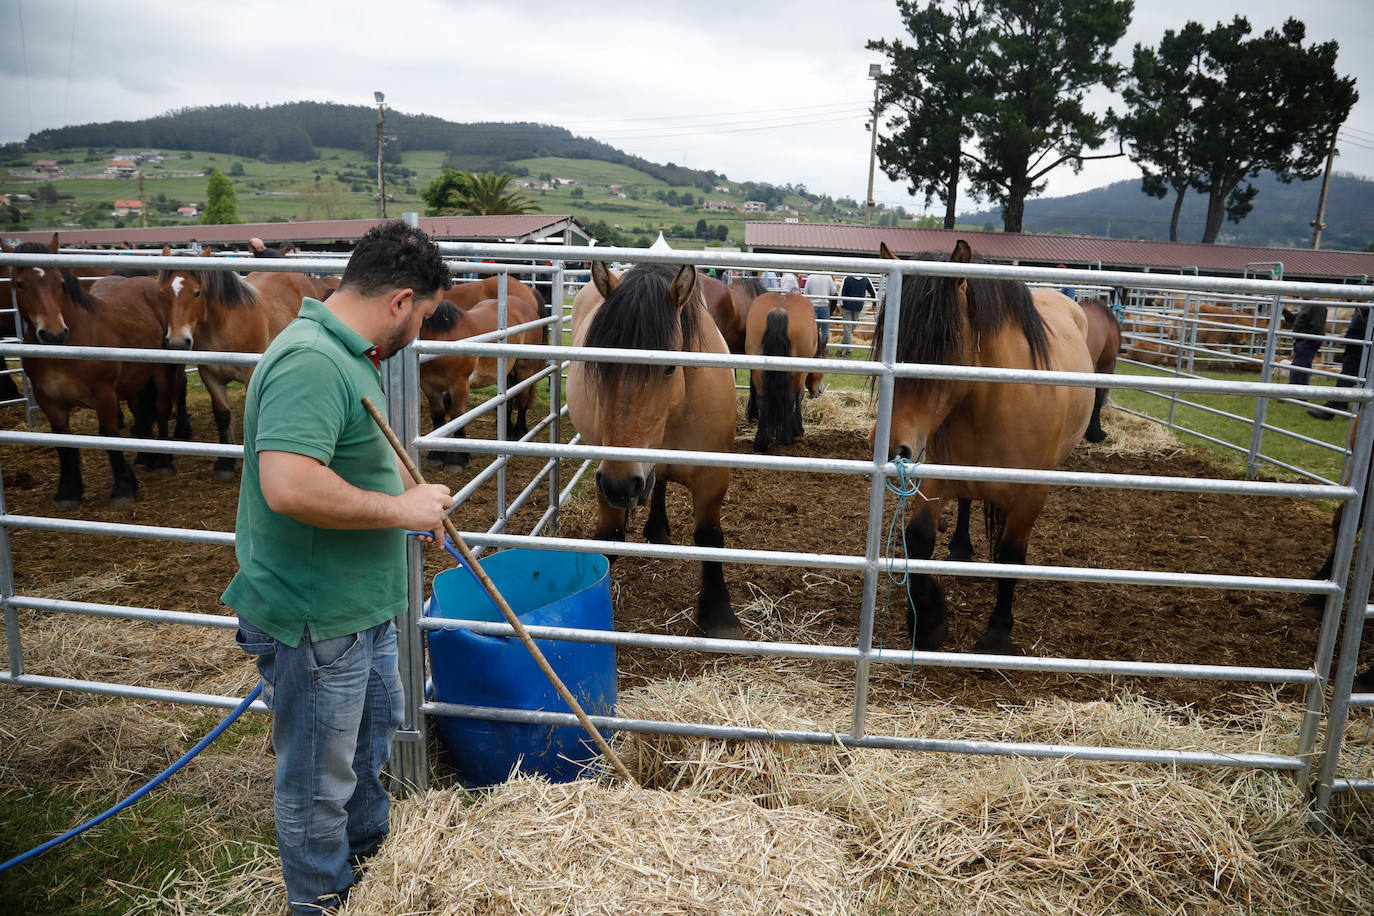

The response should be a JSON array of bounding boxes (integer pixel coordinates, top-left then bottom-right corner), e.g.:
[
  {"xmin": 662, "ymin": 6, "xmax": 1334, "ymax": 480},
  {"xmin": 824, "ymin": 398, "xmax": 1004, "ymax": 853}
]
[
  {"xmin": 419, "ymin": 296, "xmax": 547, "ymax": 470},
  {"xmin": 1079, "ymin": 297, "xmax": 1122, "ymax": 443},
  {"xmin": 3, "ymin": 239, "xmax": 178, "ymax": 506},
  {"xmin": 567, "ymin": 262, "xmax": 741, "ymax": 638},
  {"xmin": 445, "ymin": 274, "xmax": 544, "ymax": 313},
  {"xmin": 744, "ymin": 292, "xmax": 819, "ymax": 452},
  {"xmin": 158, "ymin": 254, "xmax": 312, "ymax": 477},
  {"xmin": 874, "ymin": 241, "xmax": 1093, "ymax": 655}
]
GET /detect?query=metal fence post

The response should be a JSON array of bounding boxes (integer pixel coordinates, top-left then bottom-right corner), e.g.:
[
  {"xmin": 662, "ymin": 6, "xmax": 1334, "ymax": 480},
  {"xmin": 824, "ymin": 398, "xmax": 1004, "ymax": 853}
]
[
  {"xmin": 1, "ymin": 464, "xmax": 21, "ymax": 679},
  {"xmin": 851, "ymin": 267, "xmax": 904, "ymax": 740},
  {"xmin": 549, "ymin": 261, "xmax": 565, "ymax": 533},
  {"xmin": 1246, "ymin": 295, "xmax": 1283, "ymax": 479},
  {"xmin": 383, "ymin": 339, "xmax": 429, "ymax": 794}
]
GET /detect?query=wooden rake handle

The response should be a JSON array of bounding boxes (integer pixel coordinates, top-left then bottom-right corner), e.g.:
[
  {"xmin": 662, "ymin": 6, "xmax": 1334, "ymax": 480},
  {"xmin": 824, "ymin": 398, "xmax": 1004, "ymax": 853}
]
[{"xmin": 361, "ymin": 397, "xmax": 635, "ymax": 785}]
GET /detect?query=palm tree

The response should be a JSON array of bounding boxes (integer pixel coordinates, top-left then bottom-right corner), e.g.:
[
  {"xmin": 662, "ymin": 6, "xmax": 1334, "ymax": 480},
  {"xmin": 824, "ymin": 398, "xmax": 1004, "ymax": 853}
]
[{"xmin": 460, "ymin": 172, "xmax": 541, "ymax": 215}]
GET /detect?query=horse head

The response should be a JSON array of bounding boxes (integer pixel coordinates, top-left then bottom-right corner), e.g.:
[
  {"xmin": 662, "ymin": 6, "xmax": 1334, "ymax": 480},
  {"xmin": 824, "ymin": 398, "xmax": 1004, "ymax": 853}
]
[
  {"xmin": 582, "ymin": 261, "xmax": 697, "ymax": 509},
  {"xmin": 158, "ymin": 268, "xmax": 207, "ymax": 349},
  {"xmin": 872, "ymin": 240, "xmax": 977, "ymax": 461},
  {"xmin": 4, "ymin": 236, "xmax": 75, "ymax": 345}
]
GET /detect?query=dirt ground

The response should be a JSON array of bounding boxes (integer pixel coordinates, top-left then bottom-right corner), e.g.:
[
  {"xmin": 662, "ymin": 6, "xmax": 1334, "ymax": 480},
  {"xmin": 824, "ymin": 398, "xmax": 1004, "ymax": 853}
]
[{"xmin": 0, "ymin": 388, "xmax": 1364, "ymax": 719}]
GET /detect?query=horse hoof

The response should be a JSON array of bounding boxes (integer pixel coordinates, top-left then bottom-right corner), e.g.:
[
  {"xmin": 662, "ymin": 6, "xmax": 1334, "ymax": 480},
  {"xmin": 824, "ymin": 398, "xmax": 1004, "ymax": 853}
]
[
  {"xmin": 1299, "ymin": 595, "xmax": 1326, "ymax": 621},
  {"xmin": 947, "ymin": 547, "xmax": 973, "ymax": 563},
  {"xmin": 696, "ymin": 619, "xmax": 745, "ymax": 640},
  {"xmin": 1084, "ymin": 428, "xmax": 1106, "ymax": 443},
  {"xmin": 213, "ymin": 468, "xmax": 237, "ymax": 481},
  {"xmin": 54, "ymin": 496, "xmax": 81, "ymax": 510},
  {"xmin": 444, "ymin": 456, "xmax": 470, "ymax": 471},
  {"xmin": 110, "ymin": 494, "xmax": 137, "ymax": 507},
  {"xmin": 153, "ymin": 465, "xmax": 176, "ymax": 477},
  {"xmin": 972, "ymin": 632, "xmax": 1020, "ymax": 656}
]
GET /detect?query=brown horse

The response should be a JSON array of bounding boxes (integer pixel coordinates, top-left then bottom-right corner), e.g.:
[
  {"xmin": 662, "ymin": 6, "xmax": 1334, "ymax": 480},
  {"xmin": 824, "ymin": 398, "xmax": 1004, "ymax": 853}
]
[
  {"xmin": 444, "ymin": 274, "xmax": 544, "ymax": 313},
  {"xmin": 744, "ymin": 292, "xmax": 820, "ymax": 453},
  {"xmin": 567, "ymin": 262, "xmax": 741, "ymax": 638},
  {"xmin": 874, "ymin": 241, "xmax": 1093, "ymax": 655},
  {"xmin": 699, "ymin": 271, "xmax": 746, "ymax": 355},
  {"xmin": 1079, "ymin": 297, "xmax": 1122, "ymax": 443},
  {"xmin": 419, "ymin": 296, "xmax": 547, "ymax": 470},
  {"xmin": 158, "ymin": 256, "xmax": 307, "ymax": 478},
  {"xmin": 2, "ymin": 239, "xmax": 178, "ymax": 506}
]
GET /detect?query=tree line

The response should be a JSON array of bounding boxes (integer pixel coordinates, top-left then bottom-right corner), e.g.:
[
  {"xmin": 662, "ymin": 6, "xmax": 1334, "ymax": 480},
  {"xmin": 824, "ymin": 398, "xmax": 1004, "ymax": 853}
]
[{"xmin": 870, "ymin": 1, "xmax": 1358, "ymax": 243}]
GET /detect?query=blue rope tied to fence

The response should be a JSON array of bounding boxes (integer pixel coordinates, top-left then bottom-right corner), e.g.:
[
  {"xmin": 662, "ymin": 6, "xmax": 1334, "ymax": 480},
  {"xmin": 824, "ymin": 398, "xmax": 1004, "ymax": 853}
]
[
  {"xmin": 879, "ymin": 456, "xmax": 924, "ymax": 676},
  {"xmin": 0, "ymin": 682, "xmax": 264, "ymax": 875}
]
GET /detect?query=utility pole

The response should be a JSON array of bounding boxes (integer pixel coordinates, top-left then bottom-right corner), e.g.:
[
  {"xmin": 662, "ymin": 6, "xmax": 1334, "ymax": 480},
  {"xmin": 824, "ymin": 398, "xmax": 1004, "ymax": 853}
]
[
  {"xmin": 865, "ymin": 64, "xmax": 882, "ymax": 226},
  {"xmin": 137, "ymin": 170, "xmax": 147, "ymax": 229},
  {"xmin": 1310, "ymin": 127, "xmax": 1339, "ymax": 250},
  {"xmin": 375, "ymin": 91, "xmax": 387, "ymax": 220}
]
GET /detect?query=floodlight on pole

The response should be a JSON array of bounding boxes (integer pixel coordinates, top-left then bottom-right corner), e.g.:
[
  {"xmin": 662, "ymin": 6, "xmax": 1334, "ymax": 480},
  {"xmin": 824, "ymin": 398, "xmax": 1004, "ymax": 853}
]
[
  {"xmin": 865, "ymin": 65, "xmax": 882, "ymax": 226},
  {"xmin": 375, "ymin": 92, "xmax": 387, "ymax": 219}
]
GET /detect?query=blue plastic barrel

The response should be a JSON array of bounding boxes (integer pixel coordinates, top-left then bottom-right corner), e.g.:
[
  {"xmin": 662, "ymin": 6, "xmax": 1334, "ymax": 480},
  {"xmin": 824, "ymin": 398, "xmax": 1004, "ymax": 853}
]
[{"xmin": 425, "ymin": 548, "xmax": 615, "ymax": 786}]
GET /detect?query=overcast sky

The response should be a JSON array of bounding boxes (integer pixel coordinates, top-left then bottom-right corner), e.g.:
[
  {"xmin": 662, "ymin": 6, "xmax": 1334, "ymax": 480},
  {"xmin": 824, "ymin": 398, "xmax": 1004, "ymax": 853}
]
[{"xmin": 2, "ymin": 0, "xmax": 1371, "ymax": 218}]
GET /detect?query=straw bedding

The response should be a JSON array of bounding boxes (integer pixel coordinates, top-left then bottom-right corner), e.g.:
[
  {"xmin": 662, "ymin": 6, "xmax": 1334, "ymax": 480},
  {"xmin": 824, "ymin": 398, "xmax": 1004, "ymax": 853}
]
[{"xmin": 325, "ymin": 664, "xmax": 1374, "ymax": 916}]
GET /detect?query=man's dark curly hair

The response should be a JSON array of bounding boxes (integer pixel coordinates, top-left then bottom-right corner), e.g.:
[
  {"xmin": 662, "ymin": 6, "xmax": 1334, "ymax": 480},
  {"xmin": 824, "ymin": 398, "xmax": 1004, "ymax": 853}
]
[{"xmin": 339, "ymin": 221, "xmax": 450, "ymax": 299}]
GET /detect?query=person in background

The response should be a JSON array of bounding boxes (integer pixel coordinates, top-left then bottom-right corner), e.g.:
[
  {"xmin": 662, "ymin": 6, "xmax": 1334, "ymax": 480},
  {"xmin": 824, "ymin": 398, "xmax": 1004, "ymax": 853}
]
[
  {"xmin": 1284, "ymin": 300, "xmax": 1328, "ymax": 386},
  {"xmin": 803, "ymin": 271, "xmax": 837, "ymax": 355},
  {"xmin": 760, "ymin": 269, "xmax": 779, "ymax": 291},
  {"xmin": 838, "ymin": 274, "xmax": 876, "ymax": 356},
  {"xmin": 779, "ymin": 271, "xmax": 800, "ymax": 295},
  {"xmin": 249, "ymin": 237, "xmax": 285, "ymax": 258},
  {"xmin": 224, "ymin": 221, "xmax": 453, "ymax": 914},
  {"xmin": 1312, "ymin": 307, "xmax": 1369, "ymax": 418},
  {"xmin": 1057, "ymin": 265, "xmax": 1075, "ymax": 300}
]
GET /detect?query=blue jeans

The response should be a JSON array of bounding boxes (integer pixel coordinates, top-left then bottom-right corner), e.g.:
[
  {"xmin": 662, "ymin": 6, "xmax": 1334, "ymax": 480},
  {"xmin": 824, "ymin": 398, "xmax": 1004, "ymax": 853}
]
[
  {"xmin": 236, "ymin": 619, "xmax": 404, "ymax": 914},
  {"xmin": 1290, "ymin": 339, "xmax": 1321, "ymax": 385},
  {"xmin": 814, "ymin": 303, "xmax": 830, "ymax": 351}
]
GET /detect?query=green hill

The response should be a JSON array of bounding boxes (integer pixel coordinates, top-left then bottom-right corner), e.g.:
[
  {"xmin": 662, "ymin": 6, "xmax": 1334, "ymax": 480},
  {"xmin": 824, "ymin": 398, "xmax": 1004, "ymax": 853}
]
[{"xmin": 956, "ymin": 171, "xmax": 1374, "ymax": 251}]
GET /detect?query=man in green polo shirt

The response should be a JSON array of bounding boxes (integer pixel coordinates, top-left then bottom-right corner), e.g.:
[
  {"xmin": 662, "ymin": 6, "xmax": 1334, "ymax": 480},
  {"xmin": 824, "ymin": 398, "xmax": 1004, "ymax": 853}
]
[{"xmin": 224, "ymin": 221, "xmax": 452, "ymax": 915}]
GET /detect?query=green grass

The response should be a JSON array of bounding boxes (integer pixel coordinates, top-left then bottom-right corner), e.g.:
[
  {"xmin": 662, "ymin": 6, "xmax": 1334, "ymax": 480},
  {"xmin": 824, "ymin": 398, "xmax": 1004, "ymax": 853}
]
[{"xmin": 1110, "ymin": 363, "xmax": 1353, "ymax": 482}]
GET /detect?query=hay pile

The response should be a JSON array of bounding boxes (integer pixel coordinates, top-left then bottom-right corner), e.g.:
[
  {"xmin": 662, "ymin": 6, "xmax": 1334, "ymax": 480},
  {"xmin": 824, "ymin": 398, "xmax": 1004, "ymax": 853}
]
[
  {"xmin": 343, "ymin": 780, "xmax": 855, "ymax": 915},
  {"xmin": 329, "ymin": 663, "xmax": 1374, "ymax": 916}
]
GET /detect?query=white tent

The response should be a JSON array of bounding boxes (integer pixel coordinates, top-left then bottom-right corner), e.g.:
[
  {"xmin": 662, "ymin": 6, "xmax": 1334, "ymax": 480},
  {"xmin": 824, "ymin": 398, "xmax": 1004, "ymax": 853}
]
[{"xmin": 648, "ymin": 231, "xmax": 673, "ymax": 253}]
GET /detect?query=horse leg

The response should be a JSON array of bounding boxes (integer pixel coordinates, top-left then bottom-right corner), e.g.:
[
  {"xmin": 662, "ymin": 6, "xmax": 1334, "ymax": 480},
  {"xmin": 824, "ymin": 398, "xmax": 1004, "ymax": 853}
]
[
  {"xmin": 689, "ymin": 469, "xmax": 738, "ymax": 639},
  {"xmin": 42, "ymin": 401, "xmax": 84, "ymax": 508},
  {"xmin": 507, "ymin": 370, "xmax": 530, "ymax": 439},
  {"xmin": 789, "ymin": 386, "xmax": 804, "ymax": 441},
  {"xmin": 1084, "ymin": 387, "xmax": 1108, "ymax": 443},
  {"xmin": 445, "ymin": 379, "xmax": 470, "ymax": 470},
  {"xmin": 746, "ymin": 373, "xmax": 759, "ymax": 422},
  {"xmin": 204, "ymin": 372, "xmax": 237, "ymax": 479},
  {"xmin": 172, "ymin": 365, "xmax": 192, "ymax": 441},
  {"xmin": 903, "ymin": 501, "xmax": 948, "ymax": 651},
  {"xmin": 642, "ymin": 478, "xmax": 671, "ymax": 545},
  {"xmin": 424, "ymin": 389, "xmax": 449, "ymax": 466},
  {"xmin": 95, "ymin": 388, "xmax": 139, "ymax": 505},
  {"xmin": 947, "ymin": 498, "xmax": 973, "ymax": 562},
  {"xmin": 131, "ymin": 379, "xmax": 160, "ymax": 471},
  {"xmin": 972, "ymin": 493, "xmax": 1046, "ymax": 656}
]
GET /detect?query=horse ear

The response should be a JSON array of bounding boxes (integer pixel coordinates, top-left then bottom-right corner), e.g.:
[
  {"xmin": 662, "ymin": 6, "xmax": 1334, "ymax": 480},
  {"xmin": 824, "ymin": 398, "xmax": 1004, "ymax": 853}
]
[
  {"xmin": 161, "ymin": 245, "xmax": 171, "ymax": 257},
  {"xmin": 199, "ymin": 246, "xmax": 213, "ymax": 257},
  {"xmin": 48, "ymin": 233, "xmax": 60, "ymax": 254},
  {"xmin": 591, "ymin": 261, "xmax": 617, "ymax": 298},
  {"xmin": 670, "ymin": 264, "xmax": 697, "ymax": 311},
  {"xmin": 951, "ymin": 240, "xmax": 972, "ymax": 263},
  {"xmin": 878, "ymin": 242, "xmax": 900, "ymax": 260}
]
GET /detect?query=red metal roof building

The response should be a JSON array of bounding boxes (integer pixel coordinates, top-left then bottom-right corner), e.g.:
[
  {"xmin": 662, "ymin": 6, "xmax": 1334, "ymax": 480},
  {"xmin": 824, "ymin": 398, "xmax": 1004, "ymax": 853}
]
[
  {"xmin": 745, "ymin": 221, "xmax": 1374, "ymax": 282},
  {"xmin": 4, "ymin": 214, "xmax": 594, "ymax": 251}
]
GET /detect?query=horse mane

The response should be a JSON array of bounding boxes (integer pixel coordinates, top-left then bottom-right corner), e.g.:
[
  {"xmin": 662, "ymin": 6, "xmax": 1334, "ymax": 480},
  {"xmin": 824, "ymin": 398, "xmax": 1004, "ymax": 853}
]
[
  {"xmin": 16, "ymin": 242, "xmax": 98, "ymax": 310},
  {"xmin": 425, "ymin": 299, "xmax": 462, "ymax": 333},
  {"xmin": 734, "ymin": 277, "xmax": 767, "ymax": 297},
  {"xmin": 155, "ymin": 267, "xmax": 258, "ymax": 307},
  {"xmin": 583, "ymin": 264, "xmax": 702, "ymax": 387},
  {"xmin": 874, "ymin": 252, "xmax": 1051, "ymax": 369}
]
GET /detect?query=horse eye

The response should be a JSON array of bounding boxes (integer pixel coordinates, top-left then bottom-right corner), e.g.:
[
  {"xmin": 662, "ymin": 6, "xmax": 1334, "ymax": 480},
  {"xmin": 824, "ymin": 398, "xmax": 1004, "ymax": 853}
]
[
  {"xmin": 13, "ymin": 280, "xmax": 22, "ymax": 290},
  {"xmin": 193, "ymin": 290, "xmax": 201, "ymax": 298},
  {"xmin": 663, "ymin": 365, "xmax": 677, "ymax": 376}
]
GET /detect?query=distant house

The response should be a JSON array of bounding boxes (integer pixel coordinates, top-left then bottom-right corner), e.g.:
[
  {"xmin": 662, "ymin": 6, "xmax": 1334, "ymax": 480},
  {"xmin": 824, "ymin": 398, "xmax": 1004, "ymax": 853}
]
[
  {"xmin": 176, "ymin": 205, "xmax": 198, "ymax": 217},
  {"xmin": 113, "ymin": 200, "xmax": 143, "ymax": 216},
  {"xmin": 703, "ymin": 200, "xmax": 734, "ymax": 211},
  {"xmin": 106, "ymin": 160, "xmax": 138, "ymax": 178},
  {"xmin": 32, "ymin": 160, "xmax": 60, "ymax": 176},
  {"xmin": 134, "ymin": 150, "xmax": 164, "ymax": 163},
  {"xmin": 741, "ymin": 200, "xmax": 768, "ymax": 212},
  {"xmin": 713, "ymin": 185, "xmax": 730, "ymax": 193}
]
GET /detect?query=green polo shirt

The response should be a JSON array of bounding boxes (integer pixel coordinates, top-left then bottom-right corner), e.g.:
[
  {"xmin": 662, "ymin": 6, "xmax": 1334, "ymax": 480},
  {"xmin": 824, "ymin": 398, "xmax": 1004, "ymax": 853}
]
[{"xmin": 222, "ymin": 298, "xmax": 406, "ymax": 647}]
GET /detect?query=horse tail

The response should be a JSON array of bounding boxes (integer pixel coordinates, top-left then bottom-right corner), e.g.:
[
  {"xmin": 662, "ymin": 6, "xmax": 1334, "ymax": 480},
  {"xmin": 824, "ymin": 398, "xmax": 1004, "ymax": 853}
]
[{"xmin": 761, "ymin": 308, "xmax": 793, "ymax": 443}]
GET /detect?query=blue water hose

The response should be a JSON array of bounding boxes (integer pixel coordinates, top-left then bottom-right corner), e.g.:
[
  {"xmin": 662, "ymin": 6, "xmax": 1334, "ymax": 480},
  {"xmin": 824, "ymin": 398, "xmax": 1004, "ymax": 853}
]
[{"xmin": 0, "ymin": 682, "xmax": 264, "ymax": 875}]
